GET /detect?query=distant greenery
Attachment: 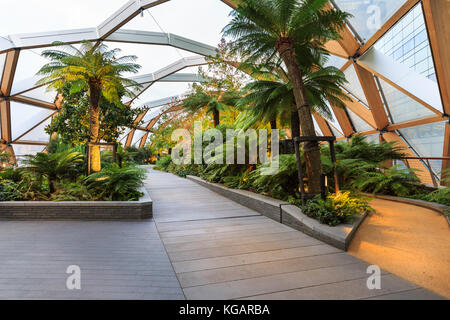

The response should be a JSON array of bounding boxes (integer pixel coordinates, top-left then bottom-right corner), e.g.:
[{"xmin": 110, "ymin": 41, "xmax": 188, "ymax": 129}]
[{"xmin": 0, "ymin": 146, "xmax": 146, "ymax": 201}]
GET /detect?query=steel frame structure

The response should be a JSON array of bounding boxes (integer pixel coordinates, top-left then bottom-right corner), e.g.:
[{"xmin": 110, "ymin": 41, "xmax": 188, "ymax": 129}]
[{"xmin": 0, "ymin": 0, "xmax": 448, "ymax": 185}]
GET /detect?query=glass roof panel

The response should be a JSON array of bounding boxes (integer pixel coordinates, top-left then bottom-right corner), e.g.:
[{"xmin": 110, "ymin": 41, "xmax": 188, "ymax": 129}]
[
  {"xmin": 364, "ymin": 133, "xmax": 380, "ymax": 144},
  {"xmin": 11, "ymin": 102, "xmax": 54, "ymax": 140},
  {"xmin": 324, "ymin": 54, "xmax": 348, "ymax": 69},
  {"xmin": 346, "ymin": 108, "xmax": 372, "ymax": 132},
  {"xmin": 334, "ymin": 0, "xmax": 408, "ymax": 42},
  {"xmin": 21, "ymin": 86, "xmax": 57, "ymax": 104},
  {"xmin": 124, "ymin": 0, "xmax": 231, "ymax": 47},
  {"xmin": 378, "ymin": 77, "xmax": 435, "ymax": 123},
  {"xmin": 342, "ymin": 66, "xmax": 369, "ymax": 106},
  {"xmin": 19, "ymin": 118, "xmax": 51, "ymax": 142},
  {"xmin": 373, "ymin": 2, "xmax": 437, "ymax": 82},
  {"xmin": 131, "ymin": 130, "xmax": 147, "ymax": 146},
  {"xmin": 13, "ymin": 49, "xmax": 49, "ymax": 86},
  {"xmin": 0, "ymin": 53, "xmax": 5, "ymax": 79}
]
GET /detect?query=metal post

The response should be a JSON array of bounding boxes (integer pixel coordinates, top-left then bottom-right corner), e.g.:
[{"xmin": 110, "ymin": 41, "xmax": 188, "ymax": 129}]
[
  {"xmin": 294, "ymin": 137, "xmax": 306, "ymax": 205},
  {"xmin": 329, "ymin": 141, "xmax": 340, "ymax": 193}
]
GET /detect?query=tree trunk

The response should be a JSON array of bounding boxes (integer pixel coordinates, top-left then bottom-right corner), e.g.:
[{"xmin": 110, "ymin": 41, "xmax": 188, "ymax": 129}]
[
  {"xmin": 270, "ymin": 119, "xmax": 277, "ymax": 130},
  {"xmin": 89, "ymin": 81, "xmax": 101, "ymax": 174},
  {"xmin": 291, "ymin": 107, "xmax": 305, "ymax": 201},
  {"xmin": 213, "ymin": 109, "xmax": 220, "ymax": 128},
  {"xmin": 277, "ymin": 40, "xmax": 322, "ymax": 194}
]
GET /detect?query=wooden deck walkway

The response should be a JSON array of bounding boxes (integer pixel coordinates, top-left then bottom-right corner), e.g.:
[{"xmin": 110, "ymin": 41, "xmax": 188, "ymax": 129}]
[{"xmin": 147, "ymin": 169, "xmax": 444, "ymax": 300}]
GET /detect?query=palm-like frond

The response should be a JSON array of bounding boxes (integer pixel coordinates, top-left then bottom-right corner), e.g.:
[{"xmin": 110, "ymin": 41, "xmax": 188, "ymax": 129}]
[{"xmin": 36, "ymin": 40, "xmax": 142, "ymax": 104}]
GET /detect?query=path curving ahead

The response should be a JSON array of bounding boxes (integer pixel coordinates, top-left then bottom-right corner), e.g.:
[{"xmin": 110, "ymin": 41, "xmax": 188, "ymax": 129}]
[
  {"xmin": 349, "ymin": 198, "xmax": 450, "ymax": 299},
  {"xmin": 146, "ymin": 169, "xmax": 444, "ymax": 300}
]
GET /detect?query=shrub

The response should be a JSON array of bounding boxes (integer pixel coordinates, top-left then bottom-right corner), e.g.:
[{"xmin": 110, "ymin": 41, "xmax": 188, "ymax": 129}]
[
  {"xmin": 351, "ymin": 165, "xmax": 423, "ymax": 197},
  {"xmin": 84, "ymin": 166, "xmax": 146, "ymax": 201},
  {"xmin": 48, "ymin": 182, "xmax": 94, "ymax": 201},
  {"xmin": 154, "ymin": 155, "xmax": 173, "ymax": 171},
  {"xmin": 0, "ymin": 179, "xmax": 20, "ymax": 201},
  {"xmin": 410, "ymin": 187, "xmax": 450, "ymax": 206},
  {"xmin": 299, "ymin": 192, "xmax": 372, "ymax": 226},
  {"xmin": 22, "ymin": 150, "xmax": 84, "ymax": 193},
  {"xmin": 249, "ymin": 155, "xmax": 299, "ymax": 200}
]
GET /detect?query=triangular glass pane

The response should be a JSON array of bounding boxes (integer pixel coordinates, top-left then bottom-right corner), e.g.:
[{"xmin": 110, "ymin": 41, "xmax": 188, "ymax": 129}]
[
  {"xmin": 21, "ymin": 86, "xmax": 57, "ymax": 104},
  {"xmin": 342, "ymin": 66, "xmax": 369, "ymax": 106},
  {"xmin": 364, "ymin": 134, "xmax": 380, "ymax": 144},
  {"xmin": 334, "ymin": 0, "xmax": 408, "ymax": 42},
  {"xmin": 378, "ymin": 77, "xmax": 435, "ymax": 123},
  {"xmin": 11, "ymin": 102, "xmax": 54, "ymax": 140},
  {"xmin": 346, "ymin": 108, "xmax": 372, "ymax": 132},
  {"xmin": 131, "ymin": 130, "xmax": 147, "ymax": 146},
  {"xmin": 399, "ymin": 121, "xmax": 446, "ymax": 178},
  {"xmin": 324, "ymin": 55, "xmax": 348, "ymax": 69},
  {"xmin": 373, "ymin": 2, "xmax": 437, "ymax": 81},
  {"xmin": 0, "ymin": 53, "xmax": 6, "ymax": 79},
  {"xmin": 18, "ymin": 118, "xmax": 51, "ymax": 142},
  {"xmin": 13, "ymin": 49, "xmax": 48, "ymax": 86},
  {"xmin": 399, "ymin": 121, "xmax": 445, "ymax": 158}
]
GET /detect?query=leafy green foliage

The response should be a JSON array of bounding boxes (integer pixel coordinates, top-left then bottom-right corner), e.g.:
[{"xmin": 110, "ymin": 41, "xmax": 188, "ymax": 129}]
[
  {"xmin": 351, "ymin": 165, "xmax": 423, "ymax": 197},
  {"xmin": 300, "ymin": 192, "xmax": 372, "ymax": 227},
  {"xmin": 409, "ymin": 187, "xmax": 450, "ymax": 206},
  {"xmin": 22, "ymin": 150, "xmax": 84, "ymax": 193},
  {"xmin": 84, "ymin": 166, "xmax": 146, "ymax": 201},
  {"xmin": 249, "ymin": 155, "xmax": 300, "ymax": 199},
  {"xmin": 0, "ymin": 179, "xmax": 20, "ymax": 201},
  {"xmin": 154, "ymin": 156, "xmax": 173, "ymax": 172}
]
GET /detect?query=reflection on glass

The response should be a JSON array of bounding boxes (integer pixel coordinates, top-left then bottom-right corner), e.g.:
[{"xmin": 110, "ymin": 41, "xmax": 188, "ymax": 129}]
[
  {"xmin": 373, "ymin": 3, "xmax": 437, "ymax": 81},
  {"xmin": 334, "ymin": 0, "xmax": 407, "ymax": 41},
  {"xmin": 378, "ymin": 77, "xmax": 434, "ymax": 123}
]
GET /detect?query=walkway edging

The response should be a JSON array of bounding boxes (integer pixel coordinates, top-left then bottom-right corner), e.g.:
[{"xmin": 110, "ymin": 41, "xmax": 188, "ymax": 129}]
[{"xmin": 187, "ymin": 175, "xmax": 367, "ymax": 251}]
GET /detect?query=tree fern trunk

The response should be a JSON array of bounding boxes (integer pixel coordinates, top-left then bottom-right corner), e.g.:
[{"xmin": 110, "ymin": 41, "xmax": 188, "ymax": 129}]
[
  {"xmin": 89, "ymin": 81, "xmax": 101, "ymax": 174},
  {"xmin": 213, "ymin": 109, "xmax": 220, "ymax": 128},
  {"xmin": 270, "ymin": 119, "xmax": 277, "ymax": 130},
  {"xmin": 277, "ymin": 40, "xmax": 322, "ymax": 194}
]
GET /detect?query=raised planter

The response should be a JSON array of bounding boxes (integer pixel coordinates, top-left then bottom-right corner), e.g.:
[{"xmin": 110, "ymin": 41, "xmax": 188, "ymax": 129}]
[
  {"xmin": 187, "ymin": 175, "xmax": 367, "ymax": 251},
  {"xmin": 0, "ymin": 187, "xmax": 152, "ymax": 220},
  {"xmin": 363, "ymin": 193, "xmax": 450, "ymax": 227}
]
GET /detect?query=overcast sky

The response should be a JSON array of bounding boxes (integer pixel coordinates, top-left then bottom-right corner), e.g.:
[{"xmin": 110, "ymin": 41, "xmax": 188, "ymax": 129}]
[{"xmin": 2, "ymin": 0, "xmax": 233, "ymax": 102}]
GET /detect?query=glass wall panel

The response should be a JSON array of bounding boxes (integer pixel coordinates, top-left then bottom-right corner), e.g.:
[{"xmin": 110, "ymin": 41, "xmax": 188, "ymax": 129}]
[
  {"xmin": 334, "ymin": 0, "xmax": 407, "ymax": 41},
  {"xmin": 13, "ymin": 49, "xmax": 48, "ymax": 86},
  {"xmin": 373, "ymin": 3, "xmax": 437, "ymax": 81},
  {"xmin": 342, "ymin": 66, "xmax": 369, "ymax": 106},
  {"xmin": 399, "ymin": 121, "xmax": 445, "ymax": 158},
  {"xmin": 378, "ymin": 77, "xmax": 434, "ymax": 123},
  {"xmin": 11, "ymin": 102, "xmax": 54, "ymax": 140},
  {"xmin": 346, "ymin": 108, "xmax": 372, "ymax": 132}
]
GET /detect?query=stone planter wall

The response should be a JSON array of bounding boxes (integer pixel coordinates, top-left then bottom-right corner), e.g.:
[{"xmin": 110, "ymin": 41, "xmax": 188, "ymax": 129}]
[{"xmin": 0, "ymin": 187, "xmax": 152, "ymax": 220}]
